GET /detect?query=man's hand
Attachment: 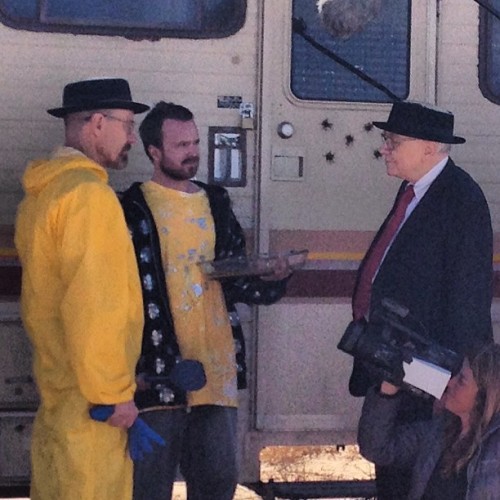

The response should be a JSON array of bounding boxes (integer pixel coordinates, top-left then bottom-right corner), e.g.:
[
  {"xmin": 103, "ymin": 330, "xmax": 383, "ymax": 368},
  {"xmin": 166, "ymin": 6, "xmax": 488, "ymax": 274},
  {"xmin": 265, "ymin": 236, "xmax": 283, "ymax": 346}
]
[
  {"xmin": 107, "ymin": 400, "xmax": 138, "ymax": 429},
  {"xmin": 89, "ymin": 404, "xmax": 166, "ymax": 461},
  {"xmin": 380, "ymin": 381, "xmax": 400, "ymax": 396},
  {"xmin": 261, "ymin": 256, "xmax": 292, "ymax": 281}
]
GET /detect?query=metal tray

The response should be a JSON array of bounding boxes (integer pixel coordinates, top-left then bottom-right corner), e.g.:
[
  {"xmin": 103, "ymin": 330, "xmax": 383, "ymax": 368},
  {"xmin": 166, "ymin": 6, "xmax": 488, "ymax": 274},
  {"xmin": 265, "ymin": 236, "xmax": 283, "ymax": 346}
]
[{"xmin": 199, "ymin": 249, "xmax": 308, "ymax": 279}]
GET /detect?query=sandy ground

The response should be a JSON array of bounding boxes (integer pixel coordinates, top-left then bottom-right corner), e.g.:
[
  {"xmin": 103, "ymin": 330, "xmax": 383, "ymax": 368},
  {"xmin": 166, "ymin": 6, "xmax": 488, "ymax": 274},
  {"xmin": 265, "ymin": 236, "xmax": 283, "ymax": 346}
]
[
  {"xmin": 1, "ymin": 445, "xmax": 374, "ymax": 499},
  {"xmin": 171, "ymin": 483, "xmax": 261, "ymax": 499},
  {"xmin": 0, "ymin": 482, "xmax": 261, "ymax": 500}
]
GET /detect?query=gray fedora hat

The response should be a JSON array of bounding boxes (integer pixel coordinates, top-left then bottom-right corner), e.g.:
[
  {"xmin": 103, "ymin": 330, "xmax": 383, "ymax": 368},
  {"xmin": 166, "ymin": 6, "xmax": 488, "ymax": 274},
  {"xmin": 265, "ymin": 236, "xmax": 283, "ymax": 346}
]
[
  {"xmin": 47, "ymin": 78, "xmax": 150, "ymax": 118},
  {"xmin": 373, "ymin": 101, "xmax": 465, "ymax": 144}
]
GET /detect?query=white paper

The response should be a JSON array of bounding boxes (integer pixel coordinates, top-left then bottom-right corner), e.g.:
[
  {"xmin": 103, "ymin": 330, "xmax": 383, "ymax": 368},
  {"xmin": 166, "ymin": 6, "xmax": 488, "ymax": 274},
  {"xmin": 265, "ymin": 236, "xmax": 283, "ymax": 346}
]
[{"xmin": 403, "ymin": 357, "xmax": 452, "ymax": 399}]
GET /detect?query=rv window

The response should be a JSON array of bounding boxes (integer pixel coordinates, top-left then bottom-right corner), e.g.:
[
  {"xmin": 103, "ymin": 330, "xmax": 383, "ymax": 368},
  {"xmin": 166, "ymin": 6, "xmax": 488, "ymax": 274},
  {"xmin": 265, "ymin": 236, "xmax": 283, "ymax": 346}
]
[
  {"xmin": 0, "ymin": 0, "xmax": 246, "ymax": 38},
  {"xmin": 479, "ymin": 1, "xmax": 500, "ymax": 104},
  {"xmin": 291, "ymin": 0, "xmax": 411, "ymax": 103}
]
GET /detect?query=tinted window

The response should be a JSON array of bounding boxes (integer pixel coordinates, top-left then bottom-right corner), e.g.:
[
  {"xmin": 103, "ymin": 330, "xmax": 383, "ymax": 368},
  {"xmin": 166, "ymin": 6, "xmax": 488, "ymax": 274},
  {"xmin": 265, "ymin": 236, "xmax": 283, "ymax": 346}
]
[
  {"xmin": 479, "ymin": 1, "xmax": 500, "ymax": 104},
  {"xmin": 291, "ymin": 0, "xmax": 411, "ymax": 102},
  {"xmin": 0, "ymin": 0, "xmax": 246, "ymax": 38}
]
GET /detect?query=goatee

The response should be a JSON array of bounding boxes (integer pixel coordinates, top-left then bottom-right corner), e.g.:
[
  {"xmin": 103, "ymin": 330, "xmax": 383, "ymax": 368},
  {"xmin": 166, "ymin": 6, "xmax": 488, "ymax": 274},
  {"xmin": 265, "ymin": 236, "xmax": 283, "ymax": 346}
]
[{"xmin": 160, "ymin": 160, "xmax": 198, "ymax": 181}]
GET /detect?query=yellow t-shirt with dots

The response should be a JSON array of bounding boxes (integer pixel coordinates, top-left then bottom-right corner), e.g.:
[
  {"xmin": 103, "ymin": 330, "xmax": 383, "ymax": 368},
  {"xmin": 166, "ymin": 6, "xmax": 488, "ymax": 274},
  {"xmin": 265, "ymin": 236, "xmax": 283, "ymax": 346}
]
[{"xmin": 142, "ymin": 181, "xmax": 237, "ymax": 408}]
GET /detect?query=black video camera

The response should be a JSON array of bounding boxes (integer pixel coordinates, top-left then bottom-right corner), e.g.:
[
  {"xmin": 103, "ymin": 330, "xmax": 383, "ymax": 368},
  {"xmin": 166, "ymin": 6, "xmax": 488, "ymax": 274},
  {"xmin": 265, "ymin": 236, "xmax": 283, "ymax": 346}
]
[{"xmin": 338, "ymin": 298, "xmax": 463, "ymax": 396}]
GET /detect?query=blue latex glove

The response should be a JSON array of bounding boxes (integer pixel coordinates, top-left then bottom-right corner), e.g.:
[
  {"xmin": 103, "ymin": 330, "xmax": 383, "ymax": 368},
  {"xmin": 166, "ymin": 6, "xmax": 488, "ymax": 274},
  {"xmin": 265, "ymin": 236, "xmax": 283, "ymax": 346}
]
[
  {"xmin": 144, "ymin": 359, "xmax": 206, "ymax": 391},
  {"xmin": 89, "ymin": 405, "xmax": 165, "ymax": 462}
]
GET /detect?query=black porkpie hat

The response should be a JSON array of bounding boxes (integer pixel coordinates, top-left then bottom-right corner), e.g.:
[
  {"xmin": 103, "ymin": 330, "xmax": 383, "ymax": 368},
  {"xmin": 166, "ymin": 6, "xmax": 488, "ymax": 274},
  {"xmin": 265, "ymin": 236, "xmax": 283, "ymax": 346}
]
[
  {"xmin": 373, "ymin": 101, "xmax": 466, "ymax": 144},
  {"xmin": 47, "ymin": 78, "xmax": 150, "ymax": 118}
]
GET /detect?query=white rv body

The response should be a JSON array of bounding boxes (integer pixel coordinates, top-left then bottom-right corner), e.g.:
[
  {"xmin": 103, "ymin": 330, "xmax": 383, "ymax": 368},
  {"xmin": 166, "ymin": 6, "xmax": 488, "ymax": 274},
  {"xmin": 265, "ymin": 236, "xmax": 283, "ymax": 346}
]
[{"xmin": 0, "ymin": 0, "xmax": 500, "ymax": 493}]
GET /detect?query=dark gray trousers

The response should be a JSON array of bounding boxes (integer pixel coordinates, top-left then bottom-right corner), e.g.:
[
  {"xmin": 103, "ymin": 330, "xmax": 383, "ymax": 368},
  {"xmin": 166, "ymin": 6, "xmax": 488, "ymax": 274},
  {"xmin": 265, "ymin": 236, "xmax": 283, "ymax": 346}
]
[{"xmin": 133, "ymin": 405, "xmax": 238, "ymax": 500}]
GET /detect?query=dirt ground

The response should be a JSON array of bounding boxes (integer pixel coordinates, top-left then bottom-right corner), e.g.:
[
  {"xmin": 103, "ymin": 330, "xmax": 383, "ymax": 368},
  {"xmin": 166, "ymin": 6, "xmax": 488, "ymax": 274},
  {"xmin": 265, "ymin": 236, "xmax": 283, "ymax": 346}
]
[
  {"xmin": 3, "ymin": 444, "xmax": 374, "ymax": 499},
  {"xmin": 172, "ymin": 483, "xmax": 260, "ymax": 499},
  {"xmin": 0, "ymin": 483, "xmax": 260, "ymax": 500}
]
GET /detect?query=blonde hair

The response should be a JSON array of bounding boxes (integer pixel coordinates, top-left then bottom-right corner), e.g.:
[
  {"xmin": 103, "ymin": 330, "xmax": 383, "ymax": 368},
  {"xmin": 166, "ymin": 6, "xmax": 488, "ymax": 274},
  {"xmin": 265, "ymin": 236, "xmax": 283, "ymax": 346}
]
[{"xmin": 442, "ymin": 343, "xmax": 500, "ymax": 475}]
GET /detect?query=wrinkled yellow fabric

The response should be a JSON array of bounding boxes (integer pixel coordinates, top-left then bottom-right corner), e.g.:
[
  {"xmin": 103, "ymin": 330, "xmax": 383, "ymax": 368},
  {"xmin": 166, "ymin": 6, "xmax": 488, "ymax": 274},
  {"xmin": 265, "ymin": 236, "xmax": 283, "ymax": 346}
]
[
  {"xmin": 14, "ymin": 147, "xmax": 143, "ymax": 500},
  {"xmin": 141, "ymin": 181, "xmax": 237, "ymax": 408}
]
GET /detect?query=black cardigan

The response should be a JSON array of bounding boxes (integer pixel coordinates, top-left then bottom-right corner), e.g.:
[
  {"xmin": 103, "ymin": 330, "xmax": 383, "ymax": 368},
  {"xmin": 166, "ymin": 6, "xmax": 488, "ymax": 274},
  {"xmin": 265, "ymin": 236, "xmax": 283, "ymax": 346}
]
[{"xmin": 120, "ymin": 181, "xmax": 288, "ymax": 409}]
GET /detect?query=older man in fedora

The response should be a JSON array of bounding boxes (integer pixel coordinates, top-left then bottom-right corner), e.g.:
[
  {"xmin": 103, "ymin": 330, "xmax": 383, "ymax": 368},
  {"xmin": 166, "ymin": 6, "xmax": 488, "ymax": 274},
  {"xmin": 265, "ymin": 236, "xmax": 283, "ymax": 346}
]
[
  {"xmin": 349, "ymin": 101, "xmax": 493, "ymax": 499},
  {"xmin": 15, "ymin": 78, "xmax": 149, "ymax": 500}
]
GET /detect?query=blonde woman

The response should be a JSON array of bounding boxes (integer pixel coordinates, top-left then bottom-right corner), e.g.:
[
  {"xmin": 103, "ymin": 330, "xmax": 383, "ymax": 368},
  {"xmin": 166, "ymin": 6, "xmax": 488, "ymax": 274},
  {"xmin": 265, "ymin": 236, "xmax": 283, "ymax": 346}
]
[{"xmin": 358, "ymin": 343, "xmax": 500, "ymax": 499}]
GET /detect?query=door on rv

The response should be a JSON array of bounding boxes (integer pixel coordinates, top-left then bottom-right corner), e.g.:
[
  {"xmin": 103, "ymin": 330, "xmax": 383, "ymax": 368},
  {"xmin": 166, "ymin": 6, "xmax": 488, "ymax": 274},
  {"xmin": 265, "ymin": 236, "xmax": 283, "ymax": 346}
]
[{"xmin": 254, "ymin": 0, "xmax": 436, "ymax": 453}]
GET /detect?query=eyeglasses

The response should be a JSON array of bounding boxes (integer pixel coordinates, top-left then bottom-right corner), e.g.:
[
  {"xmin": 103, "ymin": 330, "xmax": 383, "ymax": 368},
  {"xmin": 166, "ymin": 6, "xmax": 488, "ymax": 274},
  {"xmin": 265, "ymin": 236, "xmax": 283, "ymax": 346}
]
[
  {"xmin": 102, "ymin": 114, "xmax": 136, "ymax": 135},
  {"xmin": 381, "ymin": 133, "xmax": 417, "ymax": 151},
  {"xmin": 81, "ymin": 112, "xmax": 136, "ymax": 135}
]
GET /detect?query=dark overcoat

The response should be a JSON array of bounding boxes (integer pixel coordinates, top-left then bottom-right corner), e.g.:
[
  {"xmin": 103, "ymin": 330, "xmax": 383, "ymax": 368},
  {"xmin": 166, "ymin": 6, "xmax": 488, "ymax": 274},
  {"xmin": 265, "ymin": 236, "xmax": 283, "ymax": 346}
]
[{"xmin": 350, "ymin": 159, "xmax": 493, "ymax": 397}]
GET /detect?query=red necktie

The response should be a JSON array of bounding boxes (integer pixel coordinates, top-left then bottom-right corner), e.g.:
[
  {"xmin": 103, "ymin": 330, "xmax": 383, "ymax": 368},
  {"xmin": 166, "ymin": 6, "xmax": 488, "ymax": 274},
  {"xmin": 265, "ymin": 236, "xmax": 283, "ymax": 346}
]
[{"xmin": 353, "ymin": 185, "xmax": 415, "ymax": 320}]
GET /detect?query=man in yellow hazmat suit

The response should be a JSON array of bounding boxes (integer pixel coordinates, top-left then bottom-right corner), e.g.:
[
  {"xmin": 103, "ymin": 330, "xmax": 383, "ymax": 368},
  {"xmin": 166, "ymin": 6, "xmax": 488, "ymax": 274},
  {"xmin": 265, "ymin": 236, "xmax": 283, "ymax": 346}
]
[{"xmin": 14, "ymin": 78, "xmax": 149, "ymax": 500}]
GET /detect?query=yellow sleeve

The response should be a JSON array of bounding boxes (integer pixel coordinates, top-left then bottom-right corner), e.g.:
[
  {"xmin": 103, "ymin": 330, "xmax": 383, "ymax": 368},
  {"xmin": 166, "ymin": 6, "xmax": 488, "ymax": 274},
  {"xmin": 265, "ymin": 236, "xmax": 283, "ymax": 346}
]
[{"xmin": 56, "ymin": 180, "xmax": 143, "ymax": 404}]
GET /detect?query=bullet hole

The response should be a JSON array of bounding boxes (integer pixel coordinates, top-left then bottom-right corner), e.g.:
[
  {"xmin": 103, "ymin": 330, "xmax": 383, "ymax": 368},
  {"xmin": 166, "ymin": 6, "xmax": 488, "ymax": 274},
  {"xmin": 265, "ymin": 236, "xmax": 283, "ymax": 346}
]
[
  {"xmin": 325, "ymin": 151, "xmax": 335, "ymax": 163},
  {"xmin": 321, "ymin": 119, "xmax": 333, "ymax": 130}
]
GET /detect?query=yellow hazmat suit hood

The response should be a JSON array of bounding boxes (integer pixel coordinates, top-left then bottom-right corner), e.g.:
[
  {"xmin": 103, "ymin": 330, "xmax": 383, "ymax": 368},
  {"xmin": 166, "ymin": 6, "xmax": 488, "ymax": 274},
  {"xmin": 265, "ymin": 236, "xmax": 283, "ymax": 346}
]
[{"xmin": 15, "ymin": 148, "xmax": 143, "ymax": 500}]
